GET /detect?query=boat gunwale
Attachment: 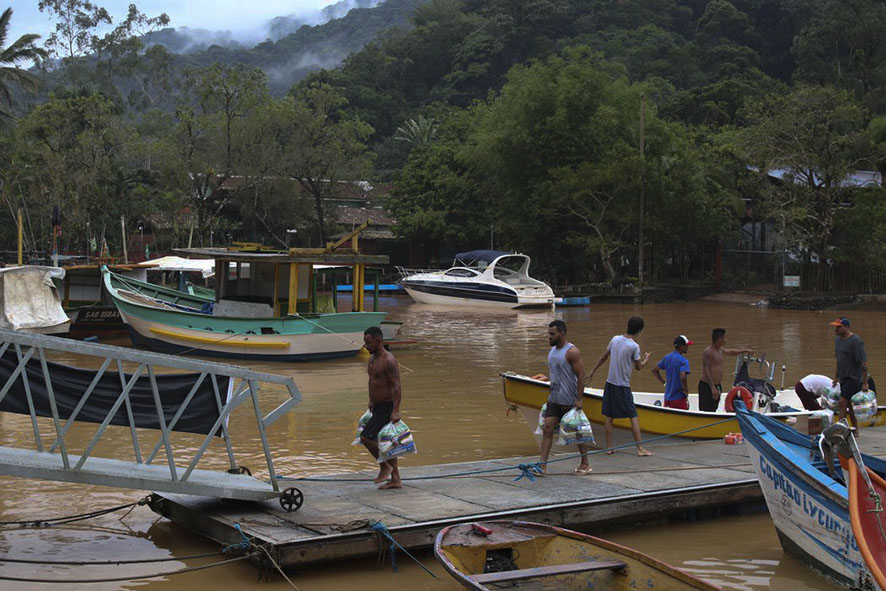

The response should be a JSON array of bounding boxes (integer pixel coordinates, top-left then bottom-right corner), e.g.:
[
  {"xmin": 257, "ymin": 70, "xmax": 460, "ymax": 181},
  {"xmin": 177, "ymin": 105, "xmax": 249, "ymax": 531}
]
[{"xmin": 501, "ymin": 371, "xmax": 817, "ymax": 420}]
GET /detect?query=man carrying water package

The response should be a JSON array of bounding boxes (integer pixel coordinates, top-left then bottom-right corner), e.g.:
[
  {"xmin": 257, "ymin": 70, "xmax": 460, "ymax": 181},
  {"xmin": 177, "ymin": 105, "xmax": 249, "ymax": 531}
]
[{"xmin": 535, "ymin": 320, "xmax": 591, "ymax": 476}]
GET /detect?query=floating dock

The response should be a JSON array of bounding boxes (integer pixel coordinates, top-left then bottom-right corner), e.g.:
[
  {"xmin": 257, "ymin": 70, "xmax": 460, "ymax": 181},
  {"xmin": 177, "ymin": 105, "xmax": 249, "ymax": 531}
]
[{"xmin": 147, "ymin": 435, "xmax": 784, "ymax": 568}]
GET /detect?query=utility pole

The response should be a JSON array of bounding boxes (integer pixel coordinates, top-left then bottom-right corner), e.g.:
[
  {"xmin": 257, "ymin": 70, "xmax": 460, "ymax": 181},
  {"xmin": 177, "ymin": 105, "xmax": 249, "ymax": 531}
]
[{"xmin": 638, "ymin": 93, "xmax": 646, "ymax": 289}]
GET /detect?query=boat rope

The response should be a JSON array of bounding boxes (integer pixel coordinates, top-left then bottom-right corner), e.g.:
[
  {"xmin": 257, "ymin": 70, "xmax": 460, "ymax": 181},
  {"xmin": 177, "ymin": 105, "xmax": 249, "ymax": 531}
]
[
  {"xmin": 253, "ymin": 543, "xmax": 303, "ymax": 590},
  {"xmin": 0, "ymin": 553, "xmax": 256, "ymax": 584},
  {"xmin": 0, "ymin": 550, "xmax": 227, "ymax": 566},
  {"xmin": 0, "ymin": 496, "xmax": 150, "ymax": 528},
  {"xmin": 278, "ymin": 417, "xmax": 739, "ymax": 483},
  {"xmin": 369, "ymin": 520, "xmax": 437, "ymax": 578},
  {"xmin": 222, "ymin": 523, "xmax": 253, "ymax": 554}
]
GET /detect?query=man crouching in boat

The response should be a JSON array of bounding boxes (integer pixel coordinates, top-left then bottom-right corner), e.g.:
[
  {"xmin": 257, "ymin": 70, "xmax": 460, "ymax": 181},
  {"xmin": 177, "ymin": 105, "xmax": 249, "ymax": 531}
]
[
  {"xmin": 360, "ymin": 326, "xmax": 403, "ymax": 490},
  {"xmin": 535, "ymin": 320, "xmax": 591, "ymax": 476}
]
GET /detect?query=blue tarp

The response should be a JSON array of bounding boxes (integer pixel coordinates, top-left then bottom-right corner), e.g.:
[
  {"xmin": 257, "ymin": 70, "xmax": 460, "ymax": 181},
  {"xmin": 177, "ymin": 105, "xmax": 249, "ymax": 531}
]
[{"xmin": 454, "ymin": 250, "xmax": 511, "ymax": 264}]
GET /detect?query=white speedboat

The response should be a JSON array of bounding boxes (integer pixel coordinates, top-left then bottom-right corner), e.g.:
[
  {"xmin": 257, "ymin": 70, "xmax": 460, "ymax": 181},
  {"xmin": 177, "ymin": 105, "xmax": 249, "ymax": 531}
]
[{"xmin": 399, "ymin": 250, "xmax": 556, "ymax": 309}]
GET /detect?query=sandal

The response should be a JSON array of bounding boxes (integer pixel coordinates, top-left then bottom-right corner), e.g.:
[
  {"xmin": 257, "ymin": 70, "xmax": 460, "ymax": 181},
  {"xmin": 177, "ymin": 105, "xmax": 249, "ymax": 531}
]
[{"xmin": 573, "ymin": 467, "xmax": 593, "ymax": 475}]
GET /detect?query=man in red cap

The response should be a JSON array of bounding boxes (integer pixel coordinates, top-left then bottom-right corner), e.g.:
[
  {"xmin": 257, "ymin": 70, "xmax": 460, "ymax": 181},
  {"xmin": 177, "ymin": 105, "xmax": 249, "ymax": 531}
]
[
  {"xmin": 831, "ymin": 317, "xmax": 869, "ymax": 428},
  {"xmin": 652, "ymin": 335, "xmax": 693, "ymax": 410}
]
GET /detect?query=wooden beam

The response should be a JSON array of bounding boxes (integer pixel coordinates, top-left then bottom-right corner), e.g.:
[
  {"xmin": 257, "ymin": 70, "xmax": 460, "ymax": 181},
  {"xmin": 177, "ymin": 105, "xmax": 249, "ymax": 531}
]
[
  {"xmin": 327, "ymin": 221, "xmax": 369, "ymax": 253},
  {"xmin": 288, "ymin": 263, "xmax": 299, "ymax": 315}
]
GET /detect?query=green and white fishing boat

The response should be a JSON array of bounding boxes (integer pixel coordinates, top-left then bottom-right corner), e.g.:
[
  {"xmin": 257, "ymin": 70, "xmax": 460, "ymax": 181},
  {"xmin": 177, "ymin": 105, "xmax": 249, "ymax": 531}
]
[{"xmin": 103, "ymin": 238, "xmax": 388, "ymax": 361}]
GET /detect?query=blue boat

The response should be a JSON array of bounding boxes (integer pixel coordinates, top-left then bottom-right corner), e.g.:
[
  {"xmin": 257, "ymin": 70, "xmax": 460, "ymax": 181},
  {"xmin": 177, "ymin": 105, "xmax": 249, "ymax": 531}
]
[{"xmin": 735, "ymin": 404, "xmax": 883, "ymax": 589}]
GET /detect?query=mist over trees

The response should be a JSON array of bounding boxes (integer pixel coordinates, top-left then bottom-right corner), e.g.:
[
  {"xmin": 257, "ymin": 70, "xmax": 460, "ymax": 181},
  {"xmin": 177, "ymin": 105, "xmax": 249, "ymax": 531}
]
[{"xmin": 3, "ymin": 0, "xmax": 886, "ymax": 290}]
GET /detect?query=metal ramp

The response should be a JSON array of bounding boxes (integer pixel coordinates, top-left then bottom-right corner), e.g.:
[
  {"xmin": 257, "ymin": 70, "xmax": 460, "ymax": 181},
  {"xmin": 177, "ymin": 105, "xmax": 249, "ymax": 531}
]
[{"xmin": 0, "ymin": 329, "xmax": 301, "ymax": 506}]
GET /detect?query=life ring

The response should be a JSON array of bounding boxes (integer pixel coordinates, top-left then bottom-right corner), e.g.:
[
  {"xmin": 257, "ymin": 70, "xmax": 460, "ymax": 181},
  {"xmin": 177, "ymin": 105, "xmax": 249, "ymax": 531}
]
[{"xmin": 725, "ymin": 386, "xmax": 753, "ymax": 412}]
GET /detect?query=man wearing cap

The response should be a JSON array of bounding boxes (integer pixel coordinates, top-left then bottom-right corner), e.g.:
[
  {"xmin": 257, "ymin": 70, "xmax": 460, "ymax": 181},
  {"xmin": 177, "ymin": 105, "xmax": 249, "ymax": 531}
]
[
  {"xmin": 831, "ymin": 317, "xmax": 869, "ymax": 428},
  {"xmin": 652, "ymin": 336, "xmax": 693, "ymax": 410}
]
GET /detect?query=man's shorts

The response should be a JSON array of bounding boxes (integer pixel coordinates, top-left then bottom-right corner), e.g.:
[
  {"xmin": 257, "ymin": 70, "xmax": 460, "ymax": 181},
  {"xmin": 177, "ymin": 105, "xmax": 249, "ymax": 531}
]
[
  {"xmin": 794, "ymin": 381, "xmax": 822, "ymax": 411},
  {"xmin": 664, "ymin": 398, "xmax": 689, "ymax": 410},
  {"xmin": 698, "ymin": 381, "xmax": 721, "ymax": 412},
  {"xmin": 544, "ymin": 401, "xmax": 573, "ymax": 421},
  {"xmin": 839, "ymin": 377, "xmax": 861, "ymax": 401},
  {"xmin": 362, "ymin": 400, "xmax": 393, "ymax": 440},
  {"xmin": 602, "ymin": 382, "xmax": 637, "ymax": 419}
]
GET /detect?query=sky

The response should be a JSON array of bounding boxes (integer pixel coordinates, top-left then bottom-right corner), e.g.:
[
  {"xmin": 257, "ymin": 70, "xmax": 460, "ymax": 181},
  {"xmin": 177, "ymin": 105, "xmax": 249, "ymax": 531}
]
[{"xmin": 6, "ymin": 0, "xmax": 338, "ymax": 46}]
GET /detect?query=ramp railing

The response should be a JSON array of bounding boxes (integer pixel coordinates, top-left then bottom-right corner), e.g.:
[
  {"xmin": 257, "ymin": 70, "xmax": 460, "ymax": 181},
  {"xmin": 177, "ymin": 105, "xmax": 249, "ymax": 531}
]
[{"xmin": 0, "ymin": 329, "xmax": 300, "ymax": 501}]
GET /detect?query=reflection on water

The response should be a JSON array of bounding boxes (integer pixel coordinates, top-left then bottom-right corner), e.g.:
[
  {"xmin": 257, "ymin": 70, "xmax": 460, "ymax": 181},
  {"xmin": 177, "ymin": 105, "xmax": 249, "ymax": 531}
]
[{"xmin": 1, "ymin": 297, "xmax": 884, "ymax": 589}]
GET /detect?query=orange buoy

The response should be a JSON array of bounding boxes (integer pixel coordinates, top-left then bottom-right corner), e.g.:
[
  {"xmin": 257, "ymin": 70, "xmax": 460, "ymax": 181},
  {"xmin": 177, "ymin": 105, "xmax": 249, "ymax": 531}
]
[{"xmin": 725, "ymin": 386, "xmax": 753, "ymax": 412}]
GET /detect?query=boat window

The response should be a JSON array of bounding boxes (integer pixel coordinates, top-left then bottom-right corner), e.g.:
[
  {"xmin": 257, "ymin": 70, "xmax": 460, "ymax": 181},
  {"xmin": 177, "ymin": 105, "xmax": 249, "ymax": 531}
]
[{"xmin": 444, "ymin": 268, "xmax": 479, "ymax": 277}]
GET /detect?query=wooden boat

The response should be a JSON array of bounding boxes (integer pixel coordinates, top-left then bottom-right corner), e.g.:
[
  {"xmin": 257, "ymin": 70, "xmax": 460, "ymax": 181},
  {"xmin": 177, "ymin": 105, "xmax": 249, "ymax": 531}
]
[
  {"xmin": 434, "ymin": 520, "xmax": 720, "ymax": 591},
  {"xmin": 838, "ymin": 432, "xmax": 886, "ymax": 589},
  {"xmin": 735, "ymin": 404, "xmax": 883, "ymax": 589},
  {"xmin": 104, "ymin": 233, "xmax": 390, "ymax": 361},
  {"xmin": 502, "ymin": 358, "xmax": 827, "ymax": 448}
]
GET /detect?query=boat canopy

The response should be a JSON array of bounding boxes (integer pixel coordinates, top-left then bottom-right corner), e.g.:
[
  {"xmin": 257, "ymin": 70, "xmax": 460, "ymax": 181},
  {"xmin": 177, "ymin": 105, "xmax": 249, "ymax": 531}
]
[
  {"xmin": 0, "ymin": 266, "xmax": 69, "ymax": 331},
  {"xmin": 454, "ymin": 250, "xmax": 512, "ymax": 265}
]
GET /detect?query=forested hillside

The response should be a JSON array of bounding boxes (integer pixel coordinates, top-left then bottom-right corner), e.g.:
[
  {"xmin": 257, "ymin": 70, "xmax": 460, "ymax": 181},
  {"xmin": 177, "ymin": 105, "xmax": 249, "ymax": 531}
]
[{"xmin": 3, "ymin": 0, "xmax": 886, "ymax": 289}]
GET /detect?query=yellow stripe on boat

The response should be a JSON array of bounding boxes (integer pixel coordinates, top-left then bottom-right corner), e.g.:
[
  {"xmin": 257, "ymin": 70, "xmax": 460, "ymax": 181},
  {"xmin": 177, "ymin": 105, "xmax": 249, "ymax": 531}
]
[
  {"xmin": 503, "ymin": 372, "xmax": 738, "ymax": 439},
  {"xmin": 148, "ymin": 327, "xmax": 290, "ymax": 349}
]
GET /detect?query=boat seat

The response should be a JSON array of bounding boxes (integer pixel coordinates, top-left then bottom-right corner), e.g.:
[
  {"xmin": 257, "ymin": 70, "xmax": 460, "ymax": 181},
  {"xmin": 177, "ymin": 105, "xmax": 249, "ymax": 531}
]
[{"xmin": 468, "ymin": 560, "xmax": 626, "ymax": 584}]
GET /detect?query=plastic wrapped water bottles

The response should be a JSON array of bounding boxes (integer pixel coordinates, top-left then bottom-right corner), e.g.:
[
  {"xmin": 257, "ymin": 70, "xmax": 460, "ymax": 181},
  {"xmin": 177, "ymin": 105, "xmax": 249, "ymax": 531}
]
[
  {"xmin": 377, "ymin": 420, "xmax": 417, "ymax": 463},
  {"xmin": 851, "ymin": 390, "xmax": 878, "ymax": 427},
  {"xmin": 534, "ymin": 403, "xmax": 547, "ymax": 435},
  {"xmin": 351, "ymin": 409, "xmax": 373, "ymax": 445},
  {"xmin": 557, "ymin": 408, "xmax": 596, "ymax": 446}
]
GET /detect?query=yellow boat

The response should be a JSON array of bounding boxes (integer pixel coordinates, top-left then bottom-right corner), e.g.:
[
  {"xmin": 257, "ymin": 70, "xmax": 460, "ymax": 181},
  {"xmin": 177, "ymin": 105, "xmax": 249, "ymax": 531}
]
[
  {"xmin": 434, "ymin": 520, "xmax": 721, "ymax": 591},
  {"xmin": 501, "ymin": 371, "xmax": 820, "ymax": 447}
]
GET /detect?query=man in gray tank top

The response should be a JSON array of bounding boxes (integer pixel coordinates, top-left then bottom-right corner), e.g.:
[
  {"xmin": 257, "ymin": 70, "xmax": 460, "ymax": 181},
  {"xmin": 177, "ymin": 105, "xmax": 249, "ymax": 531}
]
[{"xmin": 536, "ymin": 320, "xmax": 591, "ymax": 476}]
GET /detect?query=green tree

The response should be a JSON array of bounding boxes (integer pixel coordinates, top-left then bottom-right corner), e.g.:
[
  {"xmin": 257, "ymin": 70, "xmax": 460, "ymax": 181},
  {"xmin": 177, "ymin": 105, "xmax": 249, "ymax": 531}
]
[
  {"xmin": 0, "ymin": 8, "xmax": 47, "ymax": 125},
  {"xmin": 270, "ymin": 83, "xmax": 373, "ymax": 243},
  {"xmin": 163, "ymin": 63, "xmax": 271, "ymax": 244},
  {"xmin": 734, "ymin": 85, "xmax": 866, "ymax": 290},
  {"xmin": 39, "ymin": 0, "xmax": 111, "ymax": 86}
]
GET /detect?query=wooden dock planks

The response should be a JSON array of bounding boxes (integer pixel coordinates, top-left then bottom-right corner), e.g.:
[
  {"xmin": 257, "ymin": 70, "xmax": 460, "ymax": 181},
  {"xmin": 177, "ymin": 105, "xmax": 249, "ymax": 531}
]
[{"xmin": 146, "ymin": 436, "xmax": 784, "ymax": 568}]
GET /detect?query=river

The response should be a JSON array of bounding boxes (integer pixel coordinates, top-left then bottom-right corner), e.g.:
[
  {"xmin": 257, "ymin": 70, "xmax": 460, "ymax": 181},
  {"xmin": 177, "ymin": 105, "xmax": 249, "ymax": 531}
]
[{"xmin": 0, "ymin": 296, "xmax": 877, "ymax": 590}]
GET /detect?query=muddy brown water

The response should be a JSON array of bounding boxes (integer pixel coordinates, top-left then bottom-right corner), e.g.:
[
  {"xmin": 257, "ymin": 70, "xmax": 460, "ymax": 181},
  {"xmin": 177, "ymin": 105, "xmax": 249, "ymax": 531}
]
[{"xmin": 0, "ymin": 296, "xmax": 879, "ymax": 589}]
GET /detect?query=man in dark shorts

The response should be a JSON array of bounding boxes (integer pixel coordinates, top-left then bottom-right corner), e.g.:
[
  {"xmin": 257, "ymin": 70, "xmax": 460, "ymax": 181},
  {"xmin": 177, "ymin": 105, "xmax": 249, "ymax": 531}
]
[
  {"xmin": 587, "ymin": 316, "xmax": 653, "ymax": 456},
  {"xmin": 831, "ymin": 317, "xmax": 869, "ymax": 429},
  {"xmin": 537, "ymin": 320, "xmax": 591, "ymax": 476},
  {"xmin": 700, "ymin": 328, "xmax": 754, "ymax": 412},
  {"xmin": 359, "ymin": 326, "xmax": 403, "ymax": 490}
]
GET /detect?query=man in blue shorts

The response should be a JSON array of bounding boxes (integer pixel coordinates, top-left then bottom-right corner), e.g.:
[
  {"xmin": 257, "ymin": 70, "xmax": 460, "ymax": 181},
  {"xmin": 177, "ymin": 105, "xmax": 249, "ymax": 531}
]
[
  {"xmin": 652, "ymin": 335, "xmax": 693, "ymax": 410},
  {"xmin": 587, "ymin": 316, "xmax": 653, "ymax": 456}
]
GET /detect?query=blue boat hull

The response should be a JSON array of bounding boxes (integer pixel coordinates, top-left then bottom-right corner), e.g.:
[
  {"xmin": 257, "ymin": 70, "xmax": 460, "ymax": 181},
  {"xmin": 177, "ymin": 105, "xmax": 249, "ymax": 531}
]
[{"xmin": 736, "ymin": 407, "xmax": 881, "ymax": 589}]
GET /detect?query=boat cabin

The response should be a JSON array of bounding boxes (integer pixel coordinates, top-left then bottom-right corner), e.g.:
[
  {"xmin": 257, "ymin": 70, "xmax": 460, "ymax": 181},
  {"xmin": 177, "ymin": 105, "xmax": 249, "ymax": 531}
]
[{"xmin": 173, "ymin": 246, "xmax": 389, "ymax": 317}]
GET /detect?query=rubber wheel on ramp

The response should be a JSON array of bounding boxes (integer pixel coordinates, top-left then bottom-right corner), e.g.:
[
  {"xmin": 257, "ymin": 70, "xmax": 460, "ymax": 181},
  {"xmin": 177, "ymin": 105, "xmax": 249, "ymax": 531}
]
[{"xmin": 279, "ymin": 487, "xmax": 304, "ymax": 512}]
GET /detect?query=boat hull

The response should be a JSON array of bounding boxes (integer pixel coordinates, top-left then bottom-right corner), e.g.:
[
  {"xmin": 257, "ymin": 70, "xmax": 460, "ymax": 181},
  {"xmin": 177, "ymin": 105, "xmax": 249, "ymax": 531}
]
[
  {"xmin": 501, "ymin": 372, "xmax": 812, "ymax": 448},
  {"xmin": 403, "ymin": 285, "xmax": 553, "ymax": 309},
  {"xmin": 735, "ymin": 408, "xmax": 878, "ymax": 589},
  {"xmin": 434, "ymin": 520, "xmax": 719, "ymax": 591},
  {"xmin": 116, "ymin": 305, "xmax": 383, "ymax": 361}
]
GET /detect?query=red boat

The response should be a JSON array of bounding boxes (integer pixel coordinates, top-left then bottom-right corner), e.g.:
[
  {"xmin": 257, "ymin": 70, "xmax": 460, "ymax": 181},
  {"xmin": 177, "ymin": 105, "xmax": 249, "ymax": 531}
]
[{"xmin": 848, "ymin": 456, "xmax": 886, "ymax": 590}]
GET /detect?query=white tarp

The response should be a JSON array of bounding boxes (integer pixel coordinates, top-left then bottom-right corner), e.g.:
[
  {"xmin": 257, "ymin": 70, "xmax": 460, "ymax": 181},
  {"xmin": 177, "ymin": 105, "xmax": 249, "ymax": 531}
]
[
  {"xmin": 143, "ymin": 256, "xmax": 216, "ymax": 278},
  {"xmin": 0, "ymin": 267, "xmax": 70, "ymax": 332}
]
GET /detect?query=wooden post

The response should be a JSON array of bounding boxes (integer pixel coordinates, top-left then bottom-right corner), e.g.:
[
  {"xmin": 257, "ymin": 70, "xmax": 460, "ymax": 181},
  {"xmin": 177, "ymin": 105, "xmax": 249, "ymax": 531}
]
[
  {"xmin": 121, "ymin": 215, "xmax": 128, "ymax": 264},
  {"xmin": 17, "ymin": 208, "xmax": 22, "ymax": 266},
  {"xmin": 310, "ymin": 265, "xmax": 317, "ymax": 314},
  {"xmin": 638, "ymin": 93, "xmax": 646, "ymax": 289},
  {"xmin": 288, "ymin": 263, "xmax": 299, "ymax": 315},
  {"xmin": 353, "ymin": 264, "xmax": 364, "ymax": 312},
  {"xmin": 373, "ymin": 268, "xmax": 380, "ymax": 312},
  {"xmin": 272, "ymin": 263, "xmax": 280, "ymax": 316}
]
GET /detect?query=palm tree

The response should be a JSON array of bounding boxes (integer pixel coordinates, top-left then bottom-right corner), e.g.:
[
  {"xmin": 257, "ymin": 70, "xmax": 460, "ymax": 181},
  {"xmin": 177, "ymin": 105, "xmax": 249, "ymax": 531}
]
[
  {"xmin": 394, "ymin": 115, "xmax": 438, "ymax": 146},
  {"xmin": 0, "ymin": 8, "xmax": 47, "ymax": 126}
]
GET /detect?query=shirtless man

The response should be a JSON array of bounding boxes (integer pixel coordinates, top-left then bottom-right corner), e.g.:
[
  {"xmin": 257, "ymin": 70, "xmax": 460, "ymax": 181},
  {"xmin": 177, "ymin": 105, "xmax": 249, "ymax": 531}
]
[
  {"xmin": 359, "ymin": 326, "xmax": 403, "ymax": 490},
  {"xmin": 699, "ymin": 328, "xmax": 754, "ymax": 412}
]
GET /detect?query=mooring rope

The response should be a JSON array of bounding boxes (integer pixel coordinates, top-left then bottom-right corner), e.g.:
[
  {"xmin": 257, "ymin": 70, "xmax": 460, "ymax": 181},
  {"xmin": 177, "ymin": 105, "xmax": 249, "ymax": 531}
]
[
  {"xmin": 0, "ymin": 553, "xmax": 256, "ymax": 584},
  {"xmin": 0, "ymin": 496, "xmax": 150, "ymax": 528},
  {"xmin": 279, "ymin": 416, "xmax": 739, "ymax": 483},
  {"xmin": 369, "ymin": 520, "xmax": 437, "ymax": 578}
]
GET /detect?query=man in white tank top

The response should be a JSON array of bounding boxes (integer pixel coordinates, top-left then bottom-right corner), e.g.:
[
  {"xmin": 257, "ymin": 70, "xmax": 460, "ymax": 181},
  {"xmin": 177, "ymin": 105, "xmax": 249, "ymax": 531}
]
[{"xmin": 535, "ymin": 320, "xmax": 591, "ymax": 476}]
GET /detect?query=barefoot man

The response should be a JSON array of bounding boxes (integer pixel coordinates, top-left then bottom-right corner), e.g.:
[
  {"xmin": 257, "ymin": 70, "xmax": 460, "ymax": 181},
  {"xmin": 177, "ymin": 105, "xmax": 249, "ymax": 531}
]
[
  {"xmin": 536, "ymin": 320, "xmax": 591, "ymax": 477},
  {"xmin": 360, "ymin": 326, "xmax": 403, "ymax": 490},
  {"xmin": 699, "ymin": 328, "xmax": 754, "ymax": 412},
  {"xmin": 587, "ymin": 316, "xmax": 654, "ymax": 456}
]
